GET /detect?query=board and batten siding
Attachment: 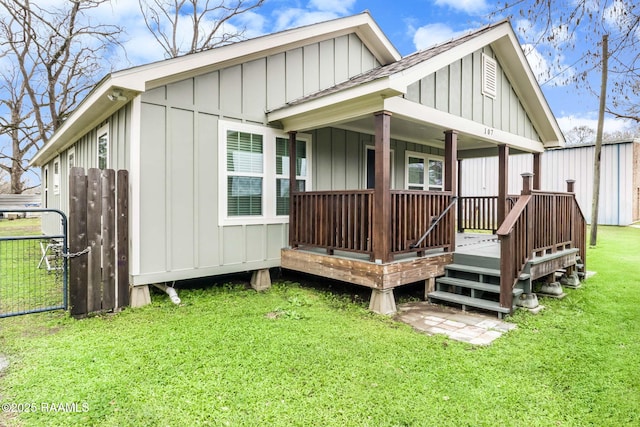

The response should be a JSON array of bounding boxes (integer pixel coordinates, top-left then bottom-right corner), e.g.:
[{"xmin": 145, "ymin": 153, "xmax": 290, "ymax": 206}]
[
  {"xmin": 310, "ymin": 128, "xmax": 445, "ymax": 191},
  {"xmin": 133, "ymin": 34, "xmax": 382, "ymax": 284},
  {"xmin": 405, "ymin": 46, "xmax": 540, "ymax": 142},
  {"xmin": 40, "ymin": 105, "xmax": 131, "ymax": 235},
  {"xmin": 460, "ymin": 141, "xmax": 639, "ymax": 225}
]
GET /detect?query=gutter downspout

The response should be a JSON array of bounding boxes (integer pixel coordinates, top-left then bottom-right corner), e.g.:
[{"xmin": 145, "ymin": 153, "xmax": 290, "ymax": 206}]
[{"xmin": 153, "ymin": 283, "xmax": 181, "ymax": 305}]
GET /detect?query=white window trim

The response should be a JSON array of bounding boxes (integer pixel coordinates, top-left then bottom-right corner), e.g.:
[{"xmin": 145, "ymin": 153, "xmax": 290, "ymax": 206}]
[
  {"xmin": 67, "ymin": 146, "xmax": 76, "ymax": 171},
  {"xmin": 43, "ymin": 165, "xmax": 49, "ymax": 208},
  {"xmin": 364, "ymin": 145, "xmax": 395, "ymax": 189},
  {"xmin": 97, "ymin": 123, "xmax": 109, "ymax": 169},
  {"xmin": 218, "ymin": 120, "xmax": 312, "ymax": 226},
  {"xmin": 52, "ymin": 157, "xmax": 60, "ymax": 195},
  {"xmin": 404, "ymin": 150, "xmax": 445, "ymax": 191}
]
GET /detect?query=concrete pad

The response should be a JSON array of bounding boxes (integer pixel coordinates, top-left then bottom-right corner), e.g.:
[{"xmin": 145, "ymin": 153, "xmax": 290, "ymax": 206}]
[{"xmin": 395, "ymin": 301, "xmax": 516, "ymax": 345}]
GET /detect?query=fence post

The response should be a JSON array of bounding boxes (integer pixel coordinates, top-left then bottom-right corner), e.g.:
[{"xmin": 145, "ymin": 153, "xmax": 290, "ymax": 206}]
[
  {"xmin": 69, "ymin": 168, "xmax": 88, "ymax": 317},
  {"xmin": 566, "ymin": 179, "xmax": 575, "ymax": 193},
  {"xmin": 87, "ymin": 169, "xmax": 102, "ymax": 312},
  {"xmin": 102, "ymin": 169, "xmax": 116, "ymax": 310},
  {"xmin": 117, "ymin": 170, "xmax": 129, "ymax": 308}
]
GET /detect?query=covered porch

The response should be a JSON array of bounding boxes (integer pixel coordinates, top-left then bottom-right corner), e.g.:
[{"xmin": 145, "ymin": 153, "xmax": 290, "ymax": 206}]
[
  {"xmin": 281, "ymin": 152, "xmax": 586, "ymax": 316},
  {"xmin": 267, "ymin": 20, "xmax": 585, "ymax": 316}
]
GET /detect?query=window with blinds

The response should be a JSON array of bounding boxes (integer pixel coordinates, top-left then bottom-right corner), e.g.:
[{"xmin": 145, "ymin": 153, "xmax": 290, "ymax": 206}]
[
  {"xmin": 226, "ymin": 131, "xmax": 264, "ymax": 216},
  {"xmin": 220, "ymin": 120, "xmax": 312, "ymax": 224}
]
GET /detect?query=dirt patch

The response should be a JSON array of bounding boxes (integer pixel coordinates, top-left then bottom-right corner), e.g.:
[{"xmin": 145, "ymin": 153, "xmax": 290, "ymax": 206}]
[{"xmin": 0, "ymin": 354, "xmax": 8, "ymax": 373}]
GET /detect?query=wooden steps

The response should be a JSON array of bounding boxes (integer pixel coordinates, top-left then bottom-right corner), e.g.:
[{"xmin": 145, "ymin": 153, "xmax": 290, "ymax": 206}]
[{"xmin": 428, "ymin": 259, "xmax": 525, "ymax": 319}]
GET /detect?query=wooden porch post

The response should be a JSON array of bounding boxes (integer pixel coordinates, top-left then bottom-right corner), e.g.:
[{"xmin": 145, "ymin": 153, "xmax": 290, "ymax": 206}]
[
  {"xmin": 521, "ymin": 172, "xmax": 533, "ymax": 195},
  {"xmin": 533, "ymin": 153, "xmax": 541, "ymax": 190},
  {"xmin": 445, "ymin": 130, "xmax": 458, "ymax": 250},
  {"xmin": 288, "ymin": 131, "xmax": 297, "ymax": 248},
  {"xmin": 566, "ymin": 179, "xmax": 575, "ymax": 193},
  {"xmin": 373, "ymin": 111, "xmax": 392, "ymax": 263},
  {"xmin": 457, "ymin": 159, "xmax": 463, "ymax": 232},
  {"xmin": 498, "ymin": 144, "xmax": 509, "ymax": 227}
]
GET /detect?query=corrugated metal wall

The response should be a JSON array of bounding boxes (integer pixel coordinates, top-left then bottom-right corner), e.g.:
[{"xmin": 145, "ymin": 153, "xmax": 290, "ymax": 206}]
[{"xmin": 460, "ymin": 142, "xmax": 638, "ymax": 225}]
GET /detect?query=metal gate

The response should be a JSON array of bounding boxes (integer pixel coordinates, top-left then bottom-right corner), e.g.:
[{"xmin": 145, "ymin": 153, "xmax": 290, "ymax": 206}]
[{"xmin": 0, "ymin": 209, "xmax": 68, "ymax": 318}]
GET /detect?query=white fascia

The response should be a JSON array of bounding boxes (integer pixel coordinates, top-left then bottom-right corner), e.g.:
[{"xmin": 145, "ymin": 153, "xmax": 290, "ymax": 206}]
[
  {"xmin": 385, "ymin": 97, "xmax": 546, "ymax": 154},
  {"xmin": 268, "ymin": 79, "xmax": 403, "ymax": 132}
]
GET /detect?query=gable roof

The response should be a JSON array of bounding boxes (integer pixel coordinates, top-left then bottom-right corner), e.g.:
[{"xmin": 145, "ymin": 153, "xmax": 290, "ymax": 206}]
[
  {"xmin": 268, "ymin": 20, "xmax": 564, "ymax": 148},
  {"xmin": 31, "ymin": 12, "xmax": 400, "ymax": 166}
]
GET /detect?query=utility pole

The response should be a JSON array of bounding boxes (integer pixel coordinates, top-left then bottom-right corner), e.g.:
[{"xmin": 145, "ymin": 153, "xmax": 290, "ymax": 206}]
[{"xmin": 590, "ymin": 34, "xmax": 608, "ymax": 246}]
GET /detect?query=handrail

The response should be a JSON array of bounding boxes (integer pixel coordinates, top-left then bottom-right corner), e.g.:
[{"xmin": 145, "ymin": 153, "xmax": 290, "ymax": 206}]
[
  {"xmin": 496, "ymin": 195, "xmax": 532, "ymax": 309},
  {"xmin": 410, "ymin": 196, "xmax": 457, "ymax": 248}
]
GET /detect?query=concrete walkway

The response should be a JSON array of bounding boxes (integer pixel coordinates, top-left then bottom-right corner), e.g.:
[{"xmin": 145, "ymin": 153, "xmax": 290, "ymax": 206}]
[{"xmin": 395, "ymin": 302, "xmax": 516, "ymax": 345}]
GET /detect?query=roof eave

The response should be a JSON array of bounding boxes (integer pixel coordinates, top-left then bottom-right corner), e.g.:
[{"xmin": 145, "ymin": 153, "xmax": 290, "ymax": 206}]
[
  {"xmin": 30, "ymin": 80, "xmax": 141, "ymax": 167},
  {"xmin": 32, "ymin": 12, "xmax": 401, "ymax": 167}
]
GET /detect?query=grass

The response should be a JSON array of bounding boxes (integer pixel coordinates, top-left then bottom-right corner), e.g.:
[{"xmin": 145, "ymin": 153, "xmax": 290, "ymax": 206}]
[
  {"xmin": 0, "ymin": 226, "xmax": 639, "ymax": 426},
  {"xmin": 0, "ymin": 218, "xmax": 64, "ymax": 317}
]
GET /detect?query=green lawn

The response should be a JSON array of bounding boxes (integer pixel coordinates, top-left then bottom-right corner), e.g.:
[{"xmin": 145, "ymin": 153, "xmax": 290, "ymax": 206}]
[
  {"xmin": 0, "ymin": 226, "xmax": 639, "ymax": 426},
  {"xmin": 0, "ymin": 218, "xmax": 64, "ymax": 316}
]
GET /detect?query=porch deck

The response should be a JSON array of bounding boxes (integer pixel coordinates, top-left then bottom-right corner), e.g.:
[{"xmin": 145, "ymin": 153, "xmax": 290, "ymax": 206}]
[
  {"xmin": 284, "ymin": 175, "xmax": 586, "ymax": 316},
  {"xmin": 281, "ymin": 232, "xmax": 495, "ymax": 291}
]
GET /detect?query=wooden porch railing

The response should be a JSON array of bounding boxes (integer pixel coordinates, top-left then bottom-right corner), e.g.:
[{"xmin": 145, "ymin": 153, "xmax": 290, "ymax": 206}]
[
  {"xmin": 458, "ymin": 196, "xmax": 519, "ymax": 232},
  {"xmin": 290, "ymin": 190, "xmax": 374, "ymax": 255},
  {"xmin": 497, "ymin": 175, "xmax": 586, "ymax": 309},
  {"xmin": 391, "ymin": 191, "xmax": 454, "ymax": 255},
  {"xmin": 290, "ymin": 190, "xmax": 454, "ymax": 259}
]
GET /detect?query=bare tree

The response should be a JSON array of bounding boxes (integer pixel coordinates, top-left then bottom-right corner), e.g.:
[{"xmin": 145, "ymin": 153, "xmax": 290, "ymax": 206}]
[
  {"xmin": 0, "ymin": 0, "xmax": 123, "ymax": 193},
  {"xmin": 139, "ymin": 0, "xmax": 265, "ymax": 58},
  {"xmin": 565, "ymin": 125, "xmax": 596, "ymax": 145},
  {"xmin": 494, "ymin": 1, "xmax": 640, "ymax": 123}
]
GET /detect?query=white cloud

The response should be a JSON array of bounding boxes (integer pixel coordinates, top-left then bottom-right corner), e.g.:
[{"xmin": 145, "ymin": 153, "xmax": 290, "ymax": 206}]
[
  {"xmin": 268, "ymin": 0, "xmax": 357, "ymax": 33},
  {"xmin": 433, "ymin": 0, "xmax": 489, "ymax": 15},
  {"xmin": 522, "ymin": 44, "xmax": 575, "ymax": 87},
  {"xmin": 557, "ymin": 114, "xmax": 634, "ymax": 135},
  {"xmin": 515, "ymin": 19, "xmax": 576, "ymax": 87},
  {"xmin": 603, "ymin": 0, "xmax": 635, "ymax": 33},
  {"xmin": 413, "ymin": 23, "xmax": 466, "ymax": 50}
]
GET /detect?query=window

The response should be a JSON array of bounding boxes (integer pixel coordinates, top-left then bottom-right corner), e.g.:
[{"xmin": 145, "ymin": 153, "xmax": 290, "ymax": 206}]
[
  {"xmin": 405, "ymin": 152, "xmax": 444, "ymax": 191},
  {"xmin": 53, "ymin": 158, "xmax": 60, "ymax": 195},
  {"xmin": 275, "ymin": 137, "xmax": 307, "ymax": 215},
  {"xmin": 482, "ymin": 53, "xmax": 497, "ymax": 99},
  {"xmin": 219, "ymin": 121, "xmax": 311, "ymax": 224},
  {"xmin": 68, "ymin": 147, "xmax": 76, "ymax": 170},
  {"xmin": 226, "ymin": 130, "xmax": 263, "ymax": 216},
  {"xmin": 97, "ymin": 124, "xmax": 109, "ymax": 169},
  {"xmin": 43, "ymin": 166, "xmax": 49, "ymax": 208}
]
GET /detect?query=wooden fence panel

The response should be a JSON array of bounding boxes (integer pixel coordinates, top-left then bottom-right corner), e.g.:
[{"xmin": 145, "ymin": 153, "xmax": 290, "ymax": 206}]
[
  {"xmin": 69, "ymin": 168, "xmax": 88, "ymax": 317},
  {"xmin": 68, "ymin": 167, "xmax": 128, "ymax": 317},
  {"xmin": 117, "ymin": 170, "xmax": 130, "ymax": 308},
  {"xmin": 102, "ymin": 170, "xmax": 116, "ymax": 311},
  {"xmin": 87, "ymin": 168, "xmax": 102, "ymax": 313}
]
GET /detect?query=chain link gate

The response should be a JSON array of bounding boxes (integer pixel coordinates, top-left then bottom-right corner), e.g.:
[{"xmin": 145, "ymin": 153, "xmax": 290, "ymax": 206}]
[{"xmin": 0, "ymin": 209, "xmax": 69, "ymax": 318}]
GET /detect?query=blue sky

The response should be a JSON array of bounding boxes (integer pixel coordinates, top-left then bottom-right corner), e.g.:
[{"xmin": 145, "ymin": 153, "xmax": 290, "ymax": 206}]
[{"xmin": 93, "ymin": 0, "xmax": 633, "ymax": 136}]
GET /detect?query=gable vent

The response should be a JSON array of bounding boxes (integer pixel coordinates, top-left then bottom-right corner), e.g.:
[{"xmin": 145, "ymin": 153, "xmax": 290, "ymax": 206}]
[{"xmin": 482, "ymin": 54, "xmax": 497, "ymax": 99}]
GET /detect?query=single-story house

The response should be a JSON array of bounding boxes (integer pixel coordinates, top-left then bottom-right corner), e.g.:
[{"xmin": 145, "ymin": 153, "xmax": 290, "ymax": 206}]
[
  {"xmin": 31, "ymin": 12, "xmax": 585, "ymax": 316},
  {"xmin": 460, "ymin": 139, "xmax": 640, "ymax": 225}
]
